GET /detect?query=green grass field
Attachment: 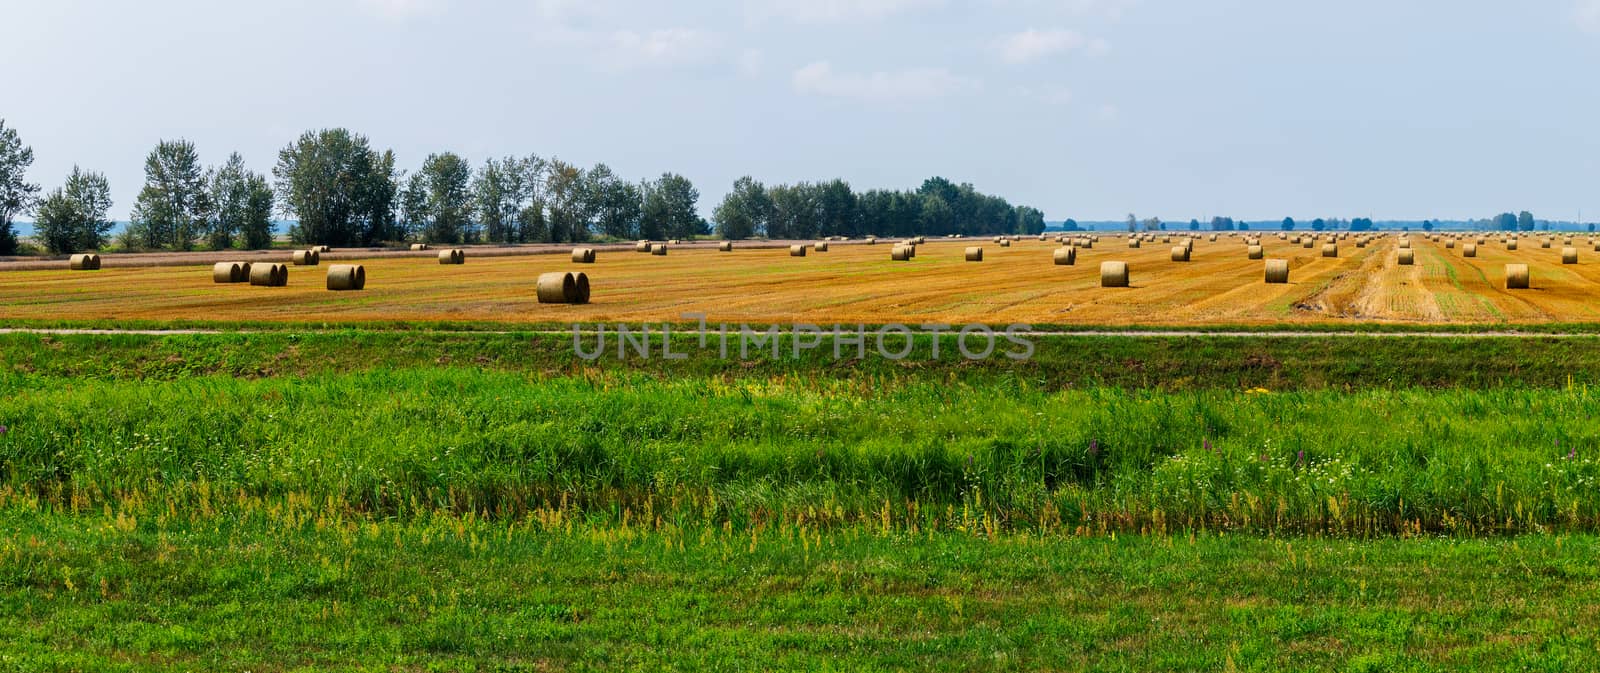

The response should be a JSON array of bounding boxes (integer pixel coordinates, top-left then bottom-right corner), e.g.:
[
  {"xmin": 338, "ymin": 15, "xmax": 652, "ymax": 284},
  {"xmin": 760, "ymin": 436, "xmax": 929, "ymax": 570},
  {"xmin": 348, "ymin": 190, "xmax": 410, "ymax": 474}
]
[{"xmin": 3, "ymin": 332, "xmax": 1599, "ymax": 670}]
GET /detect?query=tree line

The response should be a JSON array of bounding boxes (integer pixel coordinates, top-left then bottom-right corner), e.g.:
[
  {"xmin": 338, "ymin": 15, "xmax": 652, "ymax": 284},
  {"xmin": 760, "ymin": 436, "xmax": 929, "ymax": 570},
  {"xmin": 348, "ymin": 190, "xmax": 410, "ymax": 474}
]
[
  {"xmin": 0, "ymin": 121, "xmax": 1050, "ymax": 255},
  {"xmin": 713, "ymin": 176, "xmax": 1045, "ymax": 240}
]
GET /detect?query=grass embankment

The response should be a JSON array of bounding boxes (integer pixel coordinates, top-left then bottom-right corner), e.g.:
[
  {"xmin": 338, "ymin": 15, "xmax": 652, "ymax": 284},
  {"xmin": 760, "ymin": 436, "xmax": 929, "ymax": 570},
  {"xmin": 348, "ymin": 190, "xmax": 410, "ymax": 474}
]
[
  {"xmin": 4, "ymin": 332, "xmax": 1600, "ymax": 669},
  {"xmin": 5, "ymin": 508, "xmax": 1597, "ymax": 671}
]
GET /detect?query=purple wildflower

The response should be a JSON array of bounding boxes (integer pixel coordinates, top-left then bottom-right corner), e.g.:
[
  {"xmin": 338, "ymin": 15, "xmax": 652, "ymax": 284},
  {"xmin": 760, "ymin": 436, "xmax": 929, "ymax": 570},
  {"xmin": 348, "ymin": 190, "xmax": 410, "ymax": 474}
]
[
  {"xmin": 1089, "ymin": 439, "xmax": 1099, "ymax": 456},
  {"xmin": 966, "ymin": 455, "xmax": 974, "ymax": 468},
  {"xmin": 1568, "ymin": 447, "xmax": 1577, "ymax": 460},
  {"xmin": 0, "ymin": 425, "xmax": 7, "ymax": 435},
  {"xmin": 1203, "ymin": 439, "xmax": 1212, "ymax": 453},
  {"xmin": 1296, "ymin": 450, "xmax": 1305, "ymax": 465}
]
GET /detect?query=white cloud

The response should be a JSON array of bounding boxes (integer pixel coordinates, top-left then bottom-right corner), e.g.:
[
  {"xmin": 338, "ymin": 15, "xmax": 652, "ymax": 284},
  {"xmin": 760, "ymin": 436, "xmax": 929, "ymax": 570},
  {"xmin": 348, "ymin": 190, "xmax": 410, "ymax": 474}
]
[
  {"xmin": 353, "ymin": 0, "xmax": 439, "ymax": 21},
  {"xmin": 737, "ymin": 49, "xmax": 766, "ymax": 76},
  {"xmin": 604, "ymin": 29, "xmax": 719, "ymax": 69},
  {"xmin": 1578, "ymin": 0, "xmax": 1600, "ymax": 34},
  {"xmin": 996, "ymin": 28, "xmax": 1098, "ymax": 64},
  {"xmin": 990, "ymin": 0, "xmax": 1137, "ymax": 19},
  {"xmin": 1016, "ymin": 85, "xmax": 1073, "ymax": 105},
  {"xmin": 792, "ymin": 61, "xmax": 979, "ymax": 101},
  {"xmin": 1097, "ymin": 103, "xmax": 1119, "ymax": 121},
  {"xmin": 748, "ymin": 0, "xmax": 943, "ymax": 24}
]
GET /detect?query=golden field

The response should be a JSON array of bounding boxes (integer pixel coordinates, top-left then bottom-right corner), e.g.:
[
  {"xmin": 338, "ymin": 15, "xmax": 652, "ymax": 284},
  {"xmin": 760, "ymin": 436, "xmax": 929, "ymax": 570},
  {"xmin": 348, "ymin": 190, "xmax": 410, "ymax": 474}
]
[{"xmin": 2, "ymin": 234, "xmax": 1598, "ymax": 326}]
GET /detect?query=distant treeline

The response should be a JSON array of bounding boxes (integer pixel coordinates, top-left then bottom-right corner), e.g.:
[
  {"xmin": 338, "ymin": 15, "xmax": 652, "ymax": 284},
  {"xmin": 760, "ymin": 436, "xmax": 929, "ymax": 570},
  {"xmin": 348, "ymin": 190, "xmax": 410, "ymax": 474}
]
[
  {"xmin": 0, "ymin": 120, "xmax": 1048, "ymax": 255},
  {"xmin": 1055, "ymin": 212, "xmax": 1594, "ymax": 232}
]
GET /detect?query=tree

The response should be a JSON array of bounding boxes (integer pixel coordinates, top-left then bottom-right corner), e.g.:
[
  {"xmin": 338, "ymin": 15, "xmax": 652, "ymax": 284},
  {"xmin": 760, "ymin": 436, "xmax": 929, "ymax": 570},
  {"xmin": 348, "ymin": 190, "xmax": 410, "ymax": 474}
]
[
  {"xmin": 1061, "ymin": 218, "xmax": 1080, "ymax": 231},
  {"xmin": 1015, "ymin": 206, "xmax": 1046, "ymax": 235},
  {"xmin": 815, "ymin": 179, "xmax": 858, "ymax": 238},
  {"xmin": 411, "ymin": 152, "xmax": 475, "ymax": 244},
  {"xmin": 1189, "ymin": 219, "xmax": 1201, "ymax": 231},
  {"xmin": 1281, "ymin": 217, "xmax": 1295, "ymax": 231},
  {"xmin": 543, "ymin": 159, "xmax": 591, "ymax": 243},
  {"xmin": 0, "ymin": 119, "xmax": 41, "ymax": 255},
  {"xmin": 472, "ymin": 155, "xmax": 545, "ymax": 243},
  {"xmin": 770, "ymin": 183, "xmax": 820, "ymax": 239},
  {"xmin": 1589, "ymin": 223, "xmax": 1595, "ymax": 233},
  {"xmin": 1422, "ymin": 220, "xmax": 1434, "ymax": 232},
  {"xmin": 1311, "ymin": 219, "xmax": 1326, "ymax": 232},
  {"xmin": 641, "ymin": 173, "xmax": 703, "ymax": 241},
  {"xmin": 1125, "ymin": 213, "xmax": 1137, "ymax": 232},
  {"xmin": 273, "ymin": 129, "xmax": 397, "ymax": 246},
  {"xmin": 32, "ymin": 166, "xmax": 113, "ymax": 254},
  {"xmin": 1492, "ymin": 212, "xmax": 1518, "ymax": 231},
  {"xmin": 207, "ymin": 153, "xmax": 275, "ymax": 250},
  {"xmin": 585, "ymin": 163, "xmax": 642, "ymax": 240},
  {"xmin": 712, "ymin": 176, "xmax": 770, "ymax": 240},
  {"xmin": 1518, "ymin": 211, "xmax": 1535, "ymax": 232},
  {"xmin": 126, "ymin": 139, "xmax": 210, "ymax": 250},
  {"xmin": 1141, "ymin": 217, "xmax": 1162, "ymax": 231}
]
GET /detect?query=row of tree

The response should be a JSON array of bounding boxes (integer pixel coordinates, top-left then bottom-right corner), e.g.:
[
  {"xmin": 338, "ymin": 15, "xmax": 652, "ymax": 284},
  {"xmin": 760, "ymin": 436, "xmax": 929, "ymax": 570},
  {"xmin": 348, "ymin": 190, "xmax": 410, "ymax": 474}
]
[
  {"xmin": 3, "ymin": 121, "xmax": 1050, "ymax": 254},
  {"xmin": 714, "ymin": 176, "xmax": 1046, "ymax": 240}
]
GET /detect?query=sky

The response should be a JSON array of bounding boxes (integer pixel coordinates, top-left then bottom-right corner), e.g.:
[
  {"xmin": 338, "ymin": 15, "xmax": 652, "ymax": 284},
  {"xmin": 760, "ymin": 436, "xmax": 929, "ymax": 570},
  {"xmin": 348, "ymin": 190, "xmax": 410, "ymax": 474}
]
[{"xmin": 3, "ymin": 0, "xmax": 1599, "ymax": 223}]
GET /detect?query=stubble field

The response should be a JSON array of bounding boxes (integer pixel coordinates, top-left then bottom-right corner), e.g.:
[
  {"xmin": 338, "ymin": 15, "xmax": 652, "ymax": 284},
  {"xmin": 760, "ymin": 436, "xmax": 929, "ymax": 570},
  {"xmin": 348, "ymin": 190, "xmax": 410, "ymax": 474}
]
[{"xmin": 5, "ymin": 232, "xmax": 1600, "ymax": 327}]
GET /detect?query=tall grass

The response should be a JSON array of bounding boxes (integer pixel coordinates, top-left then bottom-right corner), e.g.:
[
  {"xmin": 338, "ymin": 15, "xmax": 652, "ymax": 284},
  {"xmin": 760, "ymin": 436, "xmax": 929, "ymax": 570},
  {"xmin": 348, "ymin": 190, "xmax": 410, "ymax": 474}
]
[{"xmin": 2, "ymin": 369, "xmax": 1597, "ymax": 534}]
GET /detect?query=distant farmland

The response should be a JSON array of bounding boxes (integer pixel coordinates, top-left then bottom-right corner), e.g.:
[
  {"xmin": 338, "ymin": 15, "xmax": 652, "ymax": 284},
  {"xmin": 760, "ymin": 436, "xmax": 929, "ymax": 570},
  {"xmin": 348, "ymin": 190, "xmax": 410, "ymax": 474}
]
[{"xmin": 3, "ymin": 233, "xmax": 1599, "ymax": 326}]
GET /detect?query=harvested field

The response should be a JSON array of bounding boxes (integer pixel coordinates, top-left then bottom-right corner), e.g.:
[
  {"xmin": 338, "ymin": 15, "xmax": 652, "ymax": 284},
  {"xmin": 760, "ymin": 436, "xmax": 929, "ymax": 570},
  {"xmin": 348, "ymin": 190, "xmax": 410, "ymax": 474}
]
[{"xmin": 3, "ymin": 235, "xmax": 1599, "ymax": 325}]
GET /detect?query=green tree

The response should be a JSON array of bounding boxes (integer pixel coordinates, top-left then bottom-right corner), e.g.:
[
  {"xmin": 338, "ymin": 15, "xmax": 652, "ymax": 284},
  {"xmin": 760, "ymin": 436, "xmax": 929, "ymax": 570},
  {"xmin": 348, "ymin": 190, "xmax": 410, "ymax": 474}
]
[
  {"xmin": 32, "ymin": 166, "xmax": 113, "ymax": 254},
  {"xmin": 1518, "ymin": 211, "xmax": 1535, "ymax": 232},
  {"xmin": 412, "ymin": 152, "xmax": 475, "ymax": 244},
  {"xmin": 1016, "ymin": 206, "xmax": 1046, "ymax": 235},
  {"xmin": 472, "ymin": 155, "xmax": 545, "ymax": 243},
  {"xmin": 0, "ymin": 119, "xmax": 41, "ymax": 255},
  {"xmin": 127, "ymin": 139, "xmax": 209, "ymax": 250},
  {"xmin": 1125, "ymin": 213, "xmax": 1137, "ymax": 232},
  {"xmin": 770, "ymin": 183, "xmax": 820, "ymax": 240},
  {"xmin": 273, "ymin": 129, "xmax": 397, "ymax": 246},
  {"xmin": 711, "ymin": 176, "xmax": 770, "ymax": 240},
  {"xmin": 641, "ymin": 173, "xmax": 703, "ymax": 241},
  {"xmin": 586, "ymin": 163, "xmax": 642, "ymax": 240},
  {"xmin": 1281, "ymin": 217, "xmax": 1295, "ymax": 231},
  {"xmin": 207, "ymin": 153, "xmax": 275, "ymax": 250},
  {"xmin": 815, "ymin": 179, "xmax": 858, "ymax": 238},
  {"xmin": 543, "ymin": 159, "xmax": 591, "ymax": 243}
]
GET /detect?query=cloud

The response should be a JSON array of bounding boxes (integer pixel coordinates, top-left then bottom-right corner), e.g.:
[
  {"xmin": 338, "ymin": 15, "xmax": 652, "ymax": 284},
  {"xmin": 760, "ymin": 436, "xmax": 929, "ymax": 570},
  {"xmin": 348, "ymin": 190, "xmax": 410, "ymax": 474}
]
[
  {"xmin": 748, "ymin": 0, "xmax": 943, "ymax": 24},
  {"xmin": 990, "ymin": 0, "xmax": 1137, "ymax": 19},
  {"xmin": 737, "ymin": 49, "xmax": 766, "ymax": 76},
  {"xmin": 996, "ymin": 28, "xmax": 1102, "ymax": 64},
  {"xmin": 1578, "ymin": 0, "xmax": 1600, "ymax": 34},
  {"xmin": 1097, "ymin": 104, "xmax": 1119, "ymax": 121},
  {"xmin": 792, "ymin": 61, "xmax": 979, "ymax": 101},
  {"xmin": 353, "ymin": 0, "xmax": 439, "ymax": 20},
  {"xmin": 604, "ymin": 29, "xmax": 719, "ymax": 69},
  {"xmin": 1016, "ymin": 85, "xmax": 1073, "ymax": 106}
]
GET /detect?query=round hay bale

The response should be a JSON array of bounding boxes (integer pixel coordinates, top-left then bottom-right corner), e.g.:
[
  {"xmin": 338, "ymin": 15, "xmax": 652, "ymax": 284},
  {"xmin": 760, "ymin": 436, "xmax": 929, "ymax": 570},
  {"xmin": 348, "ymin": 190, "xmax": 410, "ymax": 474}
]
[
  {"xmin": 999, "ymin": 239, "xmax": 1010, "ymax": 247},
  {"xmin": 410, "ymin": 243, "xmax": 429, "ymax": 251},
  {"xmin": 814, "ymin": 242, "xmax": 829, "ymax": 252},
  {"xmin": 1247, "ymin": 245, "xmax": 1264, "ymax": 259},
  {"xmin": 1208, "ymin": 234, "xmax": 1218, "ymax": 242},
  {"xmin": 1562, "ymin": 247, "xmax": 1578, "ymax": 264},
  {"xmin": 250, "ymin": 262, "xmax": 288, "ymax": 287},
  {"xmin": 668, "ymin": 239, "xmax": 681, "ymax": 245},
  {"xmin": 315, "ymin": 245, "xmax": 331, "ymax": 253},
  {"xmin": 571, "ymin": 272, "xmax": 591, "ymax": 304},
  {"xmin": 635, "ymin": 240, "xmax": 651, "ymax": 253},
  {"xmin": 1445, "ymin": 240, "xmax": 1455, "ymax": 249},
  {"xmin": 1506, "ymin": 240, "xmax": 1518, "ymax": 251},
  {"xmin": 293, "ymin": 249, "xmax": 320, "ymax": 266},
  {"xmin": 1264, "ymin": 259, "xmax": 1290, "ymax": 284},
  {"xmin": 536, "ymin": 271, "xmax": 578, "ymax": 303},
  {"xmin": 1463, "ymin": 243, "xmax": 1478, "ymax": 257},
  {"xmin": 1397, "ymin": 239, "xmax": 1410, "ymax": 249},
  {"xmin": 212, "ymin": 262, "xmax": 244, "ymax": 283},
  {"xmin": 435, "ymin": 248, "xmax": 464, "ymax": 264},
  {"xmin": 789, "ymin": 244, "xmax": 807, "ymax": 257},
  {"xmin": 1053, "ymin": 246, "xmax": 1077, "ymax": 266},
  {"xmin": 1127, "ymin": 239, "xmax": 1141, "ymax": 249},
  {"xmin": 1542, "ymin": 240, "xmax": 1552, "ymax": 249},
  {"xmin": 1398, "ymin": 249, "xmax": 1415, "ymax": 265},
  {"xmin": 326, "ymin": 264, "xmax": 366, "ymax": 291},
  {"xmin": 1170, "ymin": 246, "xmax": 1190, "ymax": 262},
  {"xmin": 651, "ymin": 243, "xmax": 667, "ymax": 256},
  {"xmin": 865, "ymin": 238, "xmax": 876, "ymax": 245},
  {"xmin": 1100, "ymin": 261, "xmax": 1129, "ymax": 288},
  {"xmin": 1506, "ymin": 263, "xmax": 1530, "ymax": 289},
  {"xmin": 891, "ymin": 245, "xmax": 913, "ymax": 261},
  {"xmin": 68, "ymin": 253, "xmax": 101, "ymax": 270},
  {"xmin": 964, "ymin": 247, "xmax": 983, "ymax": 262},
  {"xmin": 1322, "ymin": 243, "xmax": 1338, "ymax": 258},
  {"xmin": 719, "ymin": 241, "xmax": 733, "ymax": 251},
  {"xmin": 570, "ymin": 247, "xmax": 595, "ymax": 264},
  {"xmin": 1302, "ymin": 239, "xmax": 1315, "ymax": 248}
]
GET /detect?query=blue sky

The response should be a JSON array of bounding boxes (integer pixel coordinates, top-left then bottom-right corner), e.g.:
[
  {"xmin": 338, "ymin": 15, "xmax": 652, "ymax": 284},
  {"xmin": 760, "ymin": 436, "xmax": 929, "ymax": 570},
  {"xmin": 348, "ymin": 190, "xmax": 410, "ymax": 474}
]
[{"xmin": 3, "ymin": 0, "xmax": 1598, "ymax": 223}]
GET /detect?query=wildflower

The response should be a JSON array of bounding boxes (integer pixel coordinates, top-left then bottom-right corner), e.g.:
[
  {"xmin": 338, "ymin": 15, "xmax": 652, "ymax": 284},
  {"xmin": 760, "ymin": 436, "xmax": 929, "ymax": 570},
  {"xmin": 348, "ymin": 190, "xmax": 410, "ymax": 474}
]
[
  {"xmin": 0, "ymin": 425, "xmax": 6, "ymax": 435},
  {"xmin": 1089, "ymin": 439, "xmax": 1099, "ymax": 457},
  {"xmin": 1296, "ymin": 450, "xmax": 1305, "ymax": 465},
  {"xmin": 1203, "ymin": 439, "xmax": 1212, "ymax": 453},
  {"xmin": 1568, "ymin": 447, "xmax": 1577, "ymax": 460}
]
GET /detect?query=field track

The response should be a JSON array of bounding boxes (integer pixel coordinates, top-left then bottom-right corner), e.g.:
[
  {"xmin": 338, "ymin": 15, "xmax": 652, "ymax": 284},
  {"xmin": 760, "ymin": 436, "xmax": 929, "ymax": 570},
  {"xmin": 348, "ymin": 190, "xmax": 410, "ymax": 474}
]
[{"xmin": 2, "ymin": 233, "xmax": 1597, "ymax": 326}]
